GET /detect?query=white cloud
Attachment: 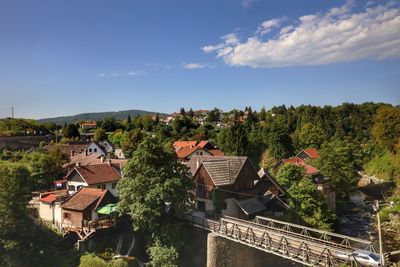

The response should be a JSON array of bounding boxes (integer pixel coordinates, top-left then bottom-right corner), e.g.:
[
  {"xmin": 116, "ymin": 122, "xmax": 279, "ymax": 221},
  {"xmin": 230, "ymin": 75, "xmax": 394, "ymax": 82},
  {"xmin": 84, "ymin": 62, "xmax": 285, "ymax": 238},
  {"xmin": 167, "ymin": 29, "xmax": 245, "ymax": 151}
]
[
  {"xmin": 256, "ymin": 17, "xmax": 286, "ymax": 35},
  {"xmin": 242, "ymin": 0, "xmax": 258, "ymax": 8},
  {"xmin": 128, "ymin": 70, "xmax": 147, "ymax": 76},
  {"xmin": 183, "ymin": 63, "xmax": 206, "ymax": 69},
  {"xmin": 203, "ymin": 1, "xmax": 400, "ymax": 68},
  {"xmin": 98, "ymin": 73, "xmax": 105, "ymax": 77}
]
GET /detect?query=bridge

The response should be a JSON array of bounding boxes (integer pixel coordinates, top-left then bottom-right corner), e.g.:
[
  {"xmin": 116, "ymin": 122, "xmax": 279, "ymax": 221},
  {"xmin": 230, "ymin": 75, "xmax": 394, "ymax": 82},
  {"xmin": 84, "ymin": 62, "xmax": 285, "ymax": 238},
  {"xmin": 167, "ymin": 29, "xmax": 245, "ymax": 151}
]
[{"xmin": 185, "ymin": 214, "xmax": 379, "ymax": 266}]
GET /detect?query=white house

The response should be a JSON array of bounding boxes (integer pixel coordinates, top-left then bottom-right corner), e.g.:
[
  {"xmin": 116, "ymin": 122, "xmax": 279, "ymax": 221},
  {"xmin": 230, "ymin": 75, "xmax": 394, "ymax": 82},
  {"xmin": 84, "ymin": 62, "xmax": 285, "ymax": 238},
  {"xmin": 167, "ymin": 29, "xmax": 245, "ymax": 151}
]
[
  {"xmin": 86, "ymin": 141, "xmax": 107, "ymax": 156},
  {"xmin": 65, "ymin": 163, "xmax": 122, "ymax": 197},
  {"xmin": 38, "ymin": 190, "xmax": 68, "ymax": 227}
]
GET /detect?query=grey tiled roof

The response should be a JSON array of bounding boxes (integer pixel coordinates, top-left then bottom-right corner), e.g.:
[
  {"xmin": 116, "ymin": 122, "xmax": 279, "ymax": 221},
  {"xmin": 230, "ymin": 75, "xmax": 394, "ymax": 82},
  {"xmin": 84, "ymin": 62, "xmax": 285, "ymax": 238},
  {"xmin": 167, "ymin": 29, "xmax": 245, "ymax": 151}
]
[
  {"xmin": 191, "ymin": 156, "xmax": 247, "ymax": 186},
  {"xmin": 234, "ymin": 197, "xmax": 266, "ymax": 215}
]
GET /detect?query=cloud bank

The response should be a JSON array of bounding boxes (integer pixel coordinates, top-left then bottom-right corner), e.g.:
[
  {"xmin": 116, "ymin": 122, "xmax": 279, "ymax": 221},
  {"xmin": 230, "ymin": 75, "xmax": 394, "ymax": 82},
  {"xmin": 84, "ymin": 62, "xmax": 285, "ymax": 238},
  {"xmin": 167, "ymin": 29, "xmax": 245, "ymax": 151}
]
[{"xmin": 203, "ymin": 1, "xmax": 400, "ymax": 68}]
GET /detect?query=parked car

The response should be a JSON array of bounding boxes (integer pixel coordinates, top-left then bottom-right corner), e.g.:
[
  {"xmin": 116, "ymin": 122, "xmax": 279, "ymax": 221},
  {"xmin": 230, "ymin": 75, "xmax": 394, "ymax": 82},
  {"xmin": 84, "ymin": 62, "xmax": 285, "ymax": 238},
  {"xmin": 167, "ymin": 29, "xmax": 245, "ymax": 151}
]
[{"xmin": 336, "ymin": 249, "xmax": 381, "ymax": 267}]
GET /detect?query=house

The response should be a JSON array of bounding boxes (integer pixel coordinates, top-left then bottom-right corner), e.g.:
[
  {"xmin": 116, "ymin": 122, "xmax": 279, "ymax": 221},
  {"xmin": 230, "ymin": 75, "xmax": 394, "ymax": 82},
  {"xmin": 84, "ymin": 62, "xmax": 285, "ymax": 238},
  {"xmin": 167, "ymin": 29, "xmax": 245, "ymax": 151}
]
[
  {"xmin": 80, "ymin": 121, "xmax": 97, "ymax": 129},
  {"xmin": 45, "ymin": 143, "xmax": 88, "ymax": 158},
  {"xmin": 38, "ymin": 190, "xmax": 68, "ymax": 227},
  {"xmin": 86, "ymin": 141, "xmax": 107, "ymax": 156},
  {"xmin": 276, "ymin": 148, "xmax": 336, "ymax": 211},
  {"xmin": 188, "ymin": 156, "xmax": 287, "ymax": 219},
  {"xmin": 99, "ymin": 140, "xmax": 114, "ymax": 154},
  {"xmin": 65, "ymin": 163, "xmax": 122, "ymax": 197},
  {"xmin": 296, "ymin": 148, "xmax": 319, "ymax": 160},
  {"xmin": 173, "ymin": 140, "xmax": 224, "ymax": 161},
  {"xmin": 61, "ymin": 188, "xmax": 116, "ymax": 232}
]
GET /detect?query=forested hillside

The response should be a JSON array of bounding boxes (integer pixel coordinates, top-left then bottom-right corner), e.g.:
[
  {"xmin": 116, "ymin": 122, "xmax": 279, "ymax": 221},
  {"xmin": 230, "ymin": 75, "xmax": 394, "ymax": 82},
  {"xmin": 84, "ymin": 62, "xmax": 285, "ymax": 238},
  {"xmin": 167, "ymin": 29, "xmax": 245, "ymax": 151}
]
[{"xmin": 38, "ymin": 109, "xmax": 166, "ymax": 124}]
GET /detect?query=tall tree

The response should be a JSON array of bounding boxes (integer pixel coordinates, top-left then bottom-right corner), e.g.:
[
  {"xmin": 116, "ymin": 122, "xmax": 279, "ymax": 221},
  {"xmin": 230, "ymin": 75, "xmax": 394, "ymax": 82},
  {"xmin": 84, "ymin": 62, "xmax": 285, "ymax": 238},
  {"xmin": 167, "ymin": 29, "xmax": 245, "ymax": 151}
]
[
  {"xmin": 122, "ymin": 129, "xmax": 143, "ymax": 158},
  {"xmin": 0, "ymin": 163, "xmax": 31, "ymax": 265},
  {"xmin": 372, "ymin": 106, "xmax": 400, "ymax": 152},
  {"xmin": 314, "ymin": 139, "xmax": 360, "ymax": 199},
  {"xmin": 266, "ymin": 116, "xmax": 293, "ymax": 159},
  {"xmin": 217, "ymin": 124, "xmax": 248, "ymax": 156},
  {"xmin": 295, "ymin": 123, "xmax": 325, "ymax": 151},
  {"xmin": 63, "ymin": 124, "xmax": 80, "ymax": 139},
  {"xmin": 117, "ymin": 136, "xmax": 193, "ymax": 233},
  {"xmin": 187, "ymin": 109, "xmax": 194, "ymax": 118},
  {"xmin": 93, "ymin": 128, "xmax": 107, "ymax": 142},
  {"xmin": 179, "ymin": 108, "xmax": 186, "ymax": 116}
]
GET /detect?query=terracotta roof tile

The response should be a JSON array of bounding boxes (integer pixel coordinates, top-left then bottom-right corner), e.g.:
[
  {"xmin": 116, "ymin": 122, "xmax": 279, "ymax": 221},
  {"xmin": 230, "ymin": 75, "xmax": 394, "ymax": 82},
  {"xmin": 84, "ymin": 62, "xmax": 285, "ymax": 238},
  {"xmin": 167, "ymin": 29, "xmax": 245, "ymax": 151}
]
[
  {"xmin": 61, "ymin": 188, "xmax": 110, "ymax": 211},
  {"xmin": 71, "ymin": 164, "xmax": 121, "ymax": 185}
]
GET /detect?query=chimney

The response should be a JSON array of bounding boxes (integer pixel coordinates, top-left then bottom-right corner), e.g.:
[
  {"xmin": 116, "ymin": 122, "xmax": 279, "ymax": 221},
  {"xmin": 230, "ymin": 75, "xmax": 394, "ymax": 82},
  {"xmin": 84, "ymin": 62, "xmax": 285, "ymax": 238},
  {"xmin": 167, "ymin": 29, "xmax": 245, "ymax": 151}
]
[
  {"xmin": 71, "ymin": 150, "xmax": 75, "ymax": 157},
  {"xmin": 101, "ymin": 156, "xmax": 104, "ymax": 164},
  {"xmin": 108, "ymin": 159, "xmax": 111, "ymax": 166},
  {"xmin": 85, "ymin": 149, "xmax": 88, "ymax": 156},
  {"xmin": 196, "ymin": 160, "xmax": 200, "ymax": 170},
  {"xmin": 76, "ymin": 162, "xmax": 80, "ymax": 167}
]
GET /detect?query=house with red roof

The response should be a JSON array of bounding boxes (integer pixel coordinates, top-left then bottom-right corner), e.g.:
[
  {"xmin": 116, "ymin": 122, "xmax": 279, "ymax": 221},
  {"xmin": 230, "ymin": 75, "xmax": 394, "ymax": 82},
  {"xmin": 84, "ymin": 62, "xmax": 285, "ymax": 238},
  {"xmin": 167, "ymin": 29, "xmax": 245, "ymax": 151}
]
[
  {"xmin": 38, "ymin": 190, "xmax": 68, "ymax": 226},
  {"xmin": 61, "ymin": 188, "xmax": 116, "ymax": 234},
  {"xmin": 275, "ymin": 148, "xmax": 336, "ymax": 210},
  {"xmin": 65, "ymin": 163, "xmax": 122, "ymax": 197},
  {"xmin": 173, "ymin": 140, "xmax": 224, "ymax": 161}
]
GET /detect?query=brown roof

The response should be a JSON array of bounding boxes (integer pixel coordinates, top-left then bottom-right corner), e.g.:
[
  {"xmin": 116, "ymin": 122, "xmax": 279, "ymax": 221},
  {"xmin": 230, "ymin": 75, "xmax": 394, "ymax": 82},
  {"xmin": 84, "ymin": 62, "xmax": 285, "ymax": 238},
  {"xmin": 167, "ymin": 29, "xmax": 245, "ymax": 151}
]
[
  {"xmin": 70, "ymin": 164, "xmax": 121, "ymax": 185},
  {"xmin": 45, "ymin": 144, "xmax": 88, "ymax": 156},
  {"xmin": 282, "ymin": 157, "xmax": 320, "ymax": 175},
  {"xmin": 63, "ymin": 153, "xmax": 102, "ymax": 168},
  {"xmin": 173, "ymin": 140, "xmax": 198, "ymax": 151},
  {"xmin": 174, "ymin": 140, "xmax": 224, "ymax": 160},
  {"xmin": 61, "ymin": 188, "xmax": 112, "ymax": 211},
  {"xmin": 190, "ymin": 156, "xmax": 248, "ymax": 186}
]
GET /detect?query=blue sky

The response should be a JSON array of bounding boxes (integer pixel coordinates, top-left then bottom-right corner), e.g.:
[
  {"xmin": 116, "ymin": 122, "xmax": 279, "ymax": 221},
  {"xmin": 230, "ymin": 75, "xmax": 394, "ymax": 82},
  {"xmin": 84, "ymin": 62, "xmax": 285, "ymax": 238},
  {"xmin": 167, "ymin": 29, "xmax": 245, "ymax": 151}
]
[{"xmin": 0, "ymin": 0, "xmax": 399, "ymax": 119}]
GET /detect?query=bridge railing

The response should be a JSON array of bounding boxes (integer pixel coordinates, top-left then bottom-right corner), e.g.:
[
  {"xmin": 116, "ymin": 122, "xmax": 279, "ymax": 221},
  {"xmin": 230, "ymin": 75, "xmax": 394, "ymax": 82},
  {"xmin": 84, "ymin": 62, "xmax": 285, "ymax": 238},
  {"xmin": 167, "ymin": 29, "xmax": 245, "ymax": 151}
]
[{"xmin": 253, "ymin": 215, "xmax": 375, "ymax": 252}]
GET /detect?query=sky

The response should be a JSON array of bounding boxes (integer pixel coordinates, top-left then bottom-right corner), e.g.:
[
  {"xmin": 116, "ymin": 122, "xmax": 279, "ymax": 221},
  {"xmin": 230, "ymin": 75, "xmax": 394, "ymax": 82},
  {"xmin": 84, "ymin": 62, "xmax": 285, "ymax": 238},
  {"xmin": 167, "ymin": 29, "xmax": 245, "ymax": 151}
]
[{"xmin": 0, "ymin": 0, "xmax": 399, "ymax": 119}]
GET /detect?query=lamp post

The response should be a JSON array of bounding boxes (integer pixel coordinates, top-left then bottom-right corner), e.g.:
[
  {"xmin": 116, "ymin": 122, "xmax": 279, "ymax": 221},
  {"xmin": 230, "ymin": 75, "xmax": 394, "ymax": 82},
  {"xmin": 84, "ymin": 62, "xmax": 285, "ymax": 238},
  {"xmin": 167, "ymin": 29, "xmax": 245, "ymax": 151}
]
[
  {"xmin": 373, "ymin": 200, "xmax": 394, "ymax": 267},
  {"xmin": 374, "ymin": 200, "xmax": 384, "ymax": 267}
]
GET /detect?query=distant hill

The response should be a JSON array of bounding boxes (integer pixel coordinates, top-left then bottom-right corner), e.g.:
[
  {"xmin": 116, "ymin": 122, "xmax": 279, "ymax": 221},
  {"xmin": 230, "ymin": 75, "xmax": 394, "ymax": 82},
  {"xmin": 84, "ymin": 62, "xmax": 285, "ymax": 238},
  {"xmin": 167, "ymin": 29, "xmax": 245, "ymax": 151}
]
[{"xmin": 38, "ymin": 109, "xmax": 167, "ymax": 124}]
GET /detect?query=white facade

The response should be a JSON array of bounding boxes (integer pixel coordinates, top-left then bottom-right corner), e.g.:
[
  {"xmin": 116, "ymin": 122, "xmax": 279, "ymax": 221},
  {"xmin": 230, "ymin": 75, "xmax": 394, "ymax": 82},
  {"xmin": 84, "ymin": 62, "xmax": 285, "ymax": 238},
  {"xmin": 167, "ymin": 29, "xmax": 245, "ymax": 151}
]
[
  {"xmin": 67, "ymin": 179, "xmax": 119, "ymax": 197},
  {"xmin": 100, "ymin": 140, "xmax": 114, "ymax": 153},
  {"xmin": 39, "ymin": 201, "xmax": 63, "ymax": 226},
  {"xmin": 186, "ymin": 149, "xmax": 212, "ymax": 160},
  {"xmin": 114, "ymin": 148, "xmax": 125, "ymax": 159},
  {"xmin": 87, "ymin": 142, "xmax": 106, "ymax": 156}
]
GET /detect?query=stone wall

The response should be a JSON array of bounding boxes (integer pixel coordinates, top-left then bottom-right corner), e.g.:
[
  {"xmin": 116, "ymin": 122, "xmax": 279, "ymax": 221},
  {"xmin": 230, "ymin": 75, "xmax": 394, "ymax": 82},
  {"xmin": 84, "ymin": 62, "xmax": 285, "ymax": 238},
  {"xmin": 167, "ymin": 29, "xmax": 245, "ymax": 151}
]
[
  {"xmin": 206, "ymin": 233, "xmax": 302, "ymax": 267},
  {"xmin": 0, "ymin": 136, "xmax": 51, "ymax": 151}
]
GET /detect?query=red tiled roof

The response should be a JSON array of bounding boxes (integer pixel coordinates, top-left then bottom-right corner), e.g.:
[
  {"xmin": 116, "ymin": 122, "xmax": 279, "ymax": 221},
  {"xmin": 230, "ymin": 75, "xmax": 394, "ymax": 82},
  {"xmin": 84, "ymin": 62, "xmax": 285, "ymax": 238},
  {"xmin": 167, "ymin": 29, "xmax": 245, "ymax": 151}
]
[
  {"xmin": 197, "ymin": 141, "xmax": 209, "ymax": 148},
  {"xmin": 176, "ymin": 146, "xmax": 200, "ymax": 159},
  {"xmin": 40, "ymin": 194, "xmax": 58, "ymax": 203},
  {"xmin": 61, "ymin": 188, "xmax": 110, "ymax": 211},
  {"xmin": 282, "ymin": 157, "xmax": 319, "ymax": 175},
  {"xmin": 72, "ymin": 164, "xmax": 121, "ymax": 185},
  {"xmin": 303, "ymin": 148, "xmax": 319, "ymax": 159},
  {"xmin": 173, "ymin": 141, "xmax": 198, "ymax": 150}
]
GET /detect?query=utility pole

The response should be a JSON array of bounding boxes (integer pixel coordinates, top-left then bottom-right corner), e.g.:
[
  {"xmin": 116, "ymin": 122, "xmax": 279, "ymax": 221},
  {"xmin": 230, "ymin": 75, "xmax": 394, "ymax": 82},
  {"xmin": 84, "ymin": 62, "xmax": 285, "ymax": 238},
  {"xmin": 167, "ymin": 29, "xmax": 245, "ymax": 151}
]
[
  {"xmin": 11, "ymin": 107, "xmax": 14, "ymax": 118},
  {"xmin": 375, "ymin": 200, "xmax": 385, "ymax": 267}
]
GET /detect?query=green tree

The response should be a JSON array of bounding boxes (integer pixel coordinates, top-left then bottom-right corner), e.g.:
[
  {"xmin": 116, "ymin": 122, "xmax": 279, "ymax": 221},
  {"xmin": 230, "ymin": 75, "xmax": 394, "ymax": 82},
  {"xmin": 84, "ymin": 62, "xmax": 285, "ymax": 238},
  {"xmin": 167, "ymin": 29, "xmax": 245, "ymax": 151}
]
[
  {"xmin": 187, "ymin": 108, "xmax": 194, "ymax": 118},
  {"xmin": 266, "ymin": 116, "xmax": 293, "ymax": 159},
  {"xmin": 102, "ymin": 117, "xmax": 120, "ymax": 132},
  {"xmin": 276, "ymin": 164, "xmax": 304, "ymax": 189},
  {"xmin": 207, "ymin": 108, "xmax": 221, "ymax": 123},
  {"xmin": 314, "ymin": 139, "xmax": 360, "ymax": 199},
  {"xmin": 259, "ymin": 148, "xmax": 277, "ymax": 170},
  {"xmin": 79, "ymin": 253, "xmax": 107, "ymax": 267},
  {"xmin": 276, "ymin": 164, "xmax": 334, "ymax": 230},
  {"xmin": 21, "ymin": 151, "xmax": 64, "ymax": 190},
  {"xmin": 217, "ymin": 124, "xmax": 248, "ymax": 156},
  {"xmin": 122, "ymin": 129, "xmax": 143, "ymax": 158},
  {"xmin": 94, "ymin": 128, "xmax": 108, "ymax": 142},
  {"xmin": 148, "ymin": 240, "xmax": 179, "ymax": 267},
  {"xmin": 63, "ymin": 124, "xmax": 80, "ymax": 139},
  {"xmin": 0, "ymin": 163, "xmax": 31, "ymax": 265},
  {"xmin": 117, "ymin": 136, "xmax": 193, "ymax": 233},
  {"xmin": 372, "ymin": 106, "xmax": 400, "ymax": 152},
  {"xmin": 295, "ymin": 123, "xmax": 325, "ymax": 150}
]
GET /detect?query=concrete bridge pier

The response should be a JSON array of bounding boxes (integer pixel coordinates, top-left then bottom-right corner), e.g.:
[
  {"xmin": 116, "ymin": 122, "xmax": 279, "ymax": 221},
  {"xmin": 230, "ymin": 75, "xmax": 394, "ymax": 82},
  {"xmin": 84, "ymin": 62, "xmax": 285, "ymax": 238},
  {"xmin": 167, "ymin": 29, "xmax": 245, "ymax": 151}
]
[{"xmin": 207, "ymin": 233, "xmax": 262, "ymax": 267}]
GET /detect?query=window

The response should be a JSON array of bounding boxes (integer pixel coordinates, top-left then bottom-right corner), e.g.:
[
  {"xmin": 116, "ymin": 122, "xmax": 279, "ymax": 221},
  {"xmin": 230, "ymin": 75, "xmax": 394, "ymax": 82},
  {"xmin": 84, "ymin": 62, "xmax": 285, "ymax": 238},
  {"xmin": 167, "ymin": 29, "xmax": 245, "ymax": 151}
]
[
  {"xmin": 77, "ymin": 185, "xmax": 82, "ymax": 191},
  {"xmin": 200, "ymin": 151, "xmax": 203, "ymax": 155},
  {"xmin": 63, "ymin": 213, "xmax": 70, "ymax": 219},
  {"xmin": 89, "ymin": 148, "xmax": 92, "ymax": 152},
  {"xmin": 112, "ymin": 183, "xmax": 117, "ymax": 189},
  {"xmin": 94, "ymin": 148, "xmax": 97, "ymax": 152},
  {"xmin": 68, "ymin": 185, "xmax": 75, "ymax": 191}
]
